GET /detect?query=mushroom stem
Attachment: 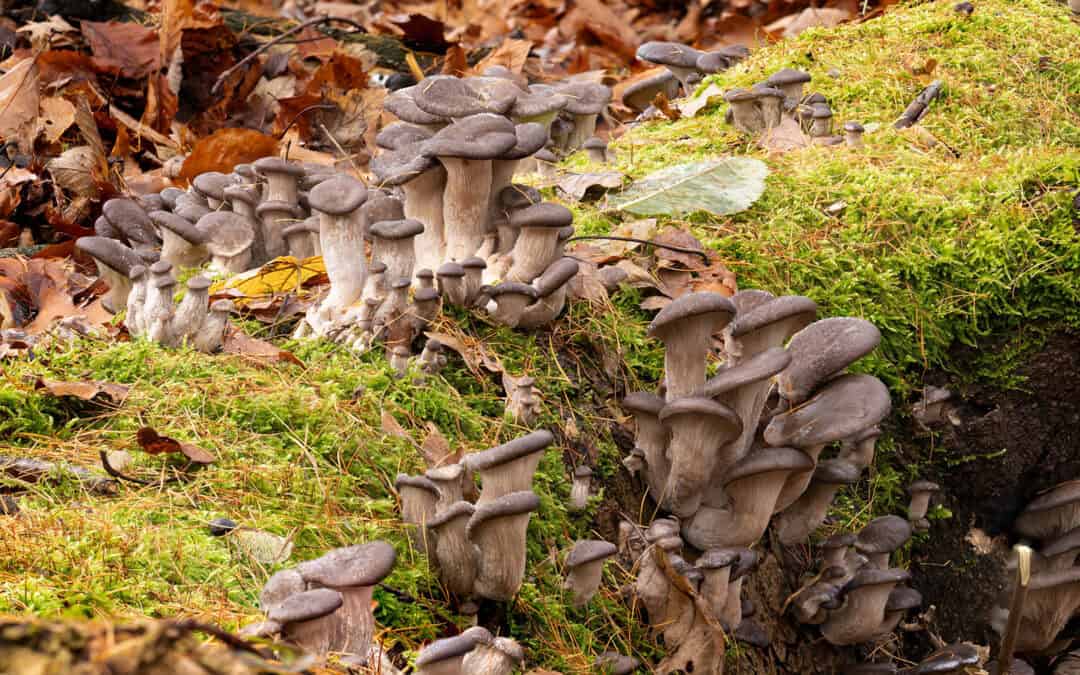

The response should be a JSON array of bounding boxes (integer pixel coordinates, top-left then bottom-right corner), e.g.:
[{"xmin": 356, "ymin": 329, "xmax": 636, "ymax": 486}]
[
  {"xmin": 994, "ymin": 545, "xmax": 1032, "ymax": 675},
  {"xmin": 567, "ymin": 113, "xmax": 598, "ymax": 151},
  {"xmin": 489, "ymin": 159, "xmax": 520, "ymax": 236},
  {"xmin": 442, "ymin": 158, "xmax": 492, "ymax": 262},
  {"xmin": 565, "ymin": 558, "xmax": 606, "ymax": 607},
  {"xmin": 319, "ymin": 211, "xmax": 368, "ymax": 311},
  {"xmin": 429, "ymin": 502, "xmax": 478, "ymax": 598},
  {"xmin": 403, "ymin": 171, "xmax": 447, "ymax": 276}
]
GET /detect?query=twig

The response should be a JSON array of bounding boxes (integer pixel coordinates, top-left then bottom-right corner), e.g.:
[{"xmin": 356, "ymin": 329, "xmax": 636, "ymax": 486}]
[
  {"xmin": 212, "ymin": 16, "xmax": 368, "ymax": 95},
  {"xmin": 98, "ymin": 450, "xmax": 180, "ymax": 486},
  {"xmin": 894, "ymin": 79, "xmax": 944, "ymax": 129},
  {"xmin": 566, "ymin": 235, "xmax": 712, "ymax": 265},
  {"xmin": 994, "ymin": 544, "xmax": 1032, "ymax": 675},
  {"xmin": 172, "ymin": 619, "xmax": 274, "ymax": 659},
  {"xmin": 276, "ymin": 104, "xmax": 336, "ymax": 139}
]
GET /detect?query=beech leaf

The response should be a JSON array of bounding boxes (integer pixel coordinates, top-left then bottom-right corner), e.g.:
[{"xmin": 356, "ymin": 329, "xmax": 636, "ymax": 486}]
[{"xmin": 609, "ymin": 157, "xmax": 768, "ymax": 216}]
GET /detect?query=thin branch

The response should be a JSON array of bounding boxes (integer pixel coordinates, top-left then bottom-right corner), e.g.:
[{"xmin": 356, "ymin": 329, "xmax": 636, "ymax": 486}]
[
  {"xmin": 276, "ymin": 104, "xmax": 336, "ymax": 139},
  {"xmin": 99, "ymin": 450, "xmax": 180, "ymax": 486},
  {"xmin": 212, "ymin": 16, "xmax": 368, "ymax": 95},
  {"xmin": 566, "ymin": 235, "xmax": 712, "ymax": 265},
  {"xmin": 171, "ymin": 619, "xmax": 274, "ymax": 659}
]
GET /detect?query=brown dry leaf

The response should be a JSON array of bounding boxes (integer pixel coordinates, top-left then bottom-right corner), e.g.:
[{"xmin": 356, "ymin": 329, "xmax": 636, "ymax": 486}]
[
  {"xmin": 425, "ymin": 329, "xmax": 504, "ymax": 377},
  {"xmin": 689, "ymin": 262, "xmax": 738, "ymax": 297},
  {"xmin": 442, "ymin": 45, "xmax": 469, "ymax": 77},
  {"xmin": 16, "ymin": 16, "xmax": 78, "ymax": 50},
  {"xmin": 566, "ymin": 262, "xmax": 609, "ymax": 303},
  {"xmin": 640, "ymin": 295, "xmax": 671, "ymax": 311},
  {"xmin": 381, "ymin": 410, "xmax": 410, "ymax": 440},
  {"xmin": 472, "ymin": 39, "xmax": 533, "ymax": 75},
  {"xmin": 0, "ymin": 257, "xmax": 88, "ymax": 334},
  {"xmin": 653, "ymin": 227, "xmax": 708, "ymax": 270},
  {"xmin": 760, "ymin": 116, "xmax": 812, "ymax": 153},
  {"xmin": 0, "ymin": 58, "xmax": 40, "ymax": 154},
  {"xmin": 556, "ymin": 171, "xmax": 624, "ymax": 202},
  {"xmin": 37, "ymin": 96, "xmax": 75, "ymax": 144},
  {"xmin": 33, "ymin": 377, "xmax": 130, "ymax": 405},
  {"xmin": 80, "ymin": 21, "xmax": 160, "ymax": 79},
  {"xmin": 178, "ymin": 128, "xmax": 278, "ymax": 184},
  {"xmin": 605, "ymin": 219, "xmax": 658, "ymax": 258},
  {"xmin": 221, "ymin": 328, "xmax": 304, "ymax": 366},
  {"xmin": 160, "ymin": 0, "xmax": 222, "ymax": 67},
  {"xmin": 679, "ymin": 82, "xmax": 726, "ymax": 118},
  {"xmin": 421, "ymin": 423, "xmax": 459, "ymax": 468},
  {"xmin": 0, "ymin": 168, "xmax": 36, "ymax": 220},
  {"xmin": 47, "ymin": 146, "xmax": 103, "ymax": 201},
  {"xmin": 765, "ymin": 7, "xmax": 853, "ymax": 38},
  {"xmin": 136, "ymin": 426, "xmax": 215, "ymax": 464},
  {"xmin": 561, "ymin": 0, "xmax": 639, "ymax": 61}
]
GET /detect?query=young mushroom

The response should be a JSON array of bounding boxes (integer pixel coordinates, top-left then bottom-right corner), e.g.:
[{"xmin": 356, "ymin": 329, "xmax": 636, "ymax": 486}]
[
  {"xmin": 150, "ymin": 211, "xmax": 210, "ymax": 269},
  {"xmin": 636, "ymin": 42, "xmax": 704, "ymax": 96},
  {"xmin": 570, "ymin": 465, "xmax": 593, "ymax": 512},
  {"xmin": 506, "ymin": 202, "xmax": 574, "ymax": 283},
  {"xmin": 820, "ymin": 567, "xmax": 912, "ymax": 645},
  {"xmin": 765, "ymin": 68, "xmax": 812, "ymax": 103},
  {"xmin": 200, "ymin": 212, "xmax": 256, "ymax": 274},
  {"xmin": 371, "ymin": 141, "xmax": 447, "ymax": 276},
  {"xmin": 774, "ymin": 459, "xmax": 862, "ymax": 545},
  {"xmin": 171, "ymin": 275, "xmax": 212, "ymax": 343},
  {"xmin": 75, "ymin": 236, "xmax": 143, "ymax": 313},
  {"xmin": 466, "ymin": 490, "xmax": 541, "ymax": 601},
  {"xmin": 464, "ymin": 429, "xmax": 553, "ymax": 505},
  {"xmin": 437, "ymin": 262, "xmax": 469, "ymax": 306},
  {"xmin": 265, "ymin": 587, "xmax": 344, "ymax": 658},
  {"xmin": 427, "ymin": 500, "xmax": 478, "ymax": 599},
  {"xmin": 622, "ymin": 70, "xmax": 680, "ymax": 113},
  {"xmin": 621, "ymin": 392, "xmax": 670, "ymax": 501},
  {"xmin": 564, "ymin": 539, "xmax": 617, "ymax": 607},
  {"xmin": 584, "ymin": 137, "xmax": 608, "ymax": 164},
  {"xmin": 395, "ymin": 473, "xmax": 440, "ymax": 553},
  {"xmin": 308, "ymin": 175, "xmax": 369, "ymax": 319},
  {"xmin": 1014, "ymin": 480, "xmax": 1080, "ymax": 541},
  {"xmin": 554, "ymin": 80, "xmax": 612, "ymax": 150},
  {"xmin": 844, "ymin": 121, "xmax": 866, "ymax": 148},
  {"xmin": 101, "ymin": 198, "xmax": 161, "ymax": 254},
  {"xmin": 370, "ymin": 219, "xmax": 424, "ymax": 282},
  {"xmin": 487, "ymin": 282, "xmax": 539, "ymax": 327},
  {"xmin": 907, "ymin": 480, "xmax": 941, "ymax": 531},
  {"xmin": 659, "ymin": 397, "xmax": 742, "ymax": 517},
  {"xmin": 517, "ymin": 257, "xmax": 579, "ymax": 328},
  {"xmin": 414, "ymin": 632, "xmax": 480, "ymax": 675},
  {"xmin": 855, "ymin": 515, "xmax": 913, "ymax": 569},
  {"xmin": 461, "ymin": 631, "xmax": 525, "ymax": 675},
  {"xmin": 192, "ymin": 299, "xmax": 234, "ymax": 353},
  {"xmin": 647, "ymin": 291, "xmax": 736, "ymax": 400},
  {"xmin": 124, "ymin": 265, "xmax": 148, "ymax": 336}
]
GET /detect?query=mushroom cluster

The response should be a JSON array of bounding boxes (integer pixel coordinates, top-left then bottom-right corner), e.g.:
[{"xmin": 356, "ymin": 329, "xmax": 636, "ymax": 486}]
[
  {"xmin": 616, "ymin": 289, "xmax": 893, "ymax": 671},
  {"xmin": 242, "ymin": 540, "xmax": 396, "ymax": 666},
  {"xmin": 634, "ymin": 41, "xmax": 751, "ymax": 102},
  {"xmin": 991, "ymin": 480, "xmax": 1080, "ymax": 654},
  {"xmin": 395, "ymin": 430, "xmax": 552, "ymax": 612},
  {"xmin": 413, "ymin": 626, "xmax": 525, "ymax": 674},
  {"xmin": 721, "ymin": 67, "xmax": 864, "ymax": 147},
  {"xmin": 120, "ymin": 262, "xmax": 233, "ymax": 352}
]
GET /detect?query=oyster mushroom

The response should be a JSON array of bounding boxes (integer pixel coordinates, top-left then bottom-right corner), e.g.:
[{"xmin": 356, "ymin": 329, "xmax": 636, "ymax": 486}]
[
  {"xmin": 426, "ymin": 463, "xmax": 466, "ymax": 513},
  {"xmin": 308, "ymin": 175, "xmax": 369, "ymax": 317},
  {"xmin": 192, "ymin": 171, "xmax": 235, "ymax": 210},
  {"xmin": 570, "ymin": 465, "xmax": 593, "ymax": 512},
  {"xmin": 775, "ymin": 459, "xmax": 862, "ymax": 545},
  {"xmin": 266, "ymin": 587, "xmax": 344, "ymax": 658},
  {"xmin": 371, "ymin": 137, "xmax": 447, "ymax": 276},
  {"xmin": 150, "ymin": 211, "xmax": 210, "ymax": 269},
  {"xmin": 487, "ymin": 282, "xmax": 539, "ymax": 327},
  {"xmin": 370, "ymin": 218, "xmax": 424, "ymax": 282},
  {"xmin": 101, "ymin": 198, "xmax": 161, "ymax": 254},
  {"xmin": 621, "ymin": 392, "xmax": 670, "ymax": 500},
  {"xmin": 821, "ymin": 567, "xmax": 911, "ymax": 645},
  {"xmin": 877, "ymin": 585, "xmax": 921, "ymax": 635},
  {"xmin": 395, "ymin": 473, "xmax": 440, "ymax": 553},
  {"xmin": 907, "ymin": 480, "xmax": 941, "ymax": 531},
  {"xmin": 518, "ymin": 257, "xmax": 579, "ymax": 328},
  {"xmin": 753, "ymin": 85, "xmax": 785, "ymax": 131},
  {"xmin": 584, "ymin": 137, "xmax": 608, "ymax": 164},
  {"xmin": 124, "ymin": 265, "xmax": 148, "ymax": 336},
  {"xmin": 171, "ymin": 275, "xmax": 212, "ymax": 342},
  {"xmin": 415, "ymin": 632, "xmax": 479, "ymax": 675},
  {"xmin": 437, "ymin": 262, "xmax": 468, "ymax": 306},
  {"xmin": 464, "ymin": 429, "xmax": 553, "ymax": 505},
  {"xmin": 75, "ymin": 236, "xmax": 142, "ymax": 313},
  {"xmin": 622, "ymin": 70, "xmax": 680, "ymax": 112},
  {"xmin": 461, "ymin": 631, "xmax": 524, "ymax": 675},
  {"xmin": 777, "ymin": 317, "xmax": 882, "ymax": 406},
  {"xmin": 461, "ymin": 257, "xmax": 487, "ymax": 306},
  {"xmin": 555, "ymin": 80, "xmax": 612, "ymax": 150},
  {"xmin": 564, "ymin": 539, "xmax": 617, "ymax": 607},
  {"xmin": 844, "ymin": 121, "xmax": 865, "ymax": 148},
  {"xmin": 506, "ymin": 202, "xmax": 574, "ymax": 283},
  {"xmin": 636, "ymin": 42, "xmax": 704, "ymax": 95},
  {"xmin": 1014, "ymin": 480, "xmax": 1080, "ymax": 540},
  {"xmin": 647, "ymin": 291, "xmax": 736, "ymax": 400},
  {"xmin": 489, "ymin": 123, "xmax": 547, "ymax": 233},
  {"xmin": 822, "ymin": 533, "xmax": 857, "ymax": 568},
  {"xmin": 200, "ymin": 211, "xmax": 256, "ymax": 274},
  {"xmin": 766, "ymin": 68, "xmax": 812, "ymax": 103},
  {"xmin": 192, "ymin": 299, "xmax": 234, "ymax": 353},
  {"xmin": 253, "ymin": 157, "xmax": 306, "ymax": 258},
  {"xmin": 466, "ymin": 490, "xmax": 541, "ymax": 601},
  {"xmin": 855, "ymin": 515, "xmax": 913, "ymax": 569},
  {"xmin": 428, "ymin": 501, "xmax": 478, "ymax": 598},
  {"xmin": 724, "ymin": 88, "xmax": 764, "ymax": 134},
  {"xmin": 697, "ymin": 547, "xmax": 742, "ymax": 628},
  {"xmin": 659, "ymin": 397, "xmax": 742, "ymax": 517}
]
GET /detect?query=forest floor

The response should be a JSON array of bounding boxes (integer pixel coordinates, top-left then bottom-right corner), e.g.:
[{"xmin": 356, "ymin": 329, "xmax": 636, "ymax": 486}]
[{"xmin": 1, "ymin": 0, "xmax": 1079, "ymax": 672}]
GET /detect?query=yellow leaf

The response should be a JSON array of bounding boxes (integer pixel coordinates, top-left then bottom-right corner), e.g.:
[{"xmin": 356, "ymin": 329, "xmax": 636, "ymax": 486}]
[{"xmin": 210, "ymin": 256, "xmax": 326, "ymax": 306}]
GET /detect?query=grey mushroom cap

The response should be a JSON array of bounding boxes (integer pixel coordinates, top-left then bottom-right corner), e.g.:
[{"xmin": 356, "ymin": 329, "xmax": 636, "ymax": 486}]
[
  {"xmin": 460, "ymin": 625, "xmax": 495, "ymax": 646},
  {"xmin": 233, "ymin": 163, "xmax": 256, "ymax": 180},
  {"xmin": 724, "ymin": 87, "xmax": 758, "ymax": 103},
  {"xmin": 724, "ymin": 448, "xmax": 813, "ymax": 486},
  {"xmin": 362, "ymin": 194, "xmax": 406, "ymax": 225},
  {"xmin": 428, "ymin": 500, "xmax": 475, "ymax": 528},
  {"xmin": 415, "ymin": 287, "xmax": 440, "ymax": 303},
  {"xmin": 767, "ymin": 68, "xmax": 812, "ymax": 87},
  {"xmin": 415, "ymin": 633, "xmax": 479, "ymax": 666},
  {"xmin": 812, "ymin": 103, "xmax": 834, "ymax": 119},
  {"xmin": 855, "ymin": 515, "xmax": 913, "ymax": 556},
  {"xmin": 1021, "ymin": 480, "xmax": 1080, "ymax": 514},
  {"xmin": 465, "ymin": 429, "xmax": 554, "ymax": 472},
  {"xmin": 199, "ymin": 212, "xmax": 255, "ymax": 257},
  {"xmin": 465, "ymin": 490, "xmax": 541, "ymax": 538},
  {"xmin": 488, "ymin": 281, "xmax": 539, "ymax": 299},
  {"xmin": 696, "ymin": 347, "xmax": 792, "ymax": 398},
  {"xmin": 186, "ymin": 275, "xmax": 212, "ymax": 292},
  {"xmin": 573, "ymin": 465, "xmax": 593, "ymax": 479},
  {"xmin": 424, "ymin": 113, "xmax": 518, "ymax": 159},
  {"xmin": 512, "ymin": 86, "xmax": 568, "ymax": 118},
  {"xmin": 210, "ymin": 299, "xmax": 235, "ymax": 313},
  {"xmin": 223, "ymin": 184, "xmax": 260, "ymax": 207},
  {"xmin": 583, "ymin": 137, "xmax": 607, "ymax": 150},
  {"xmin": 1039, "ymin": 526, "xmax": 1080, "ymax": 558},
  {"xmin": 94, "ymin": 215, "xmax": 118, "ymax": 238},
  {"xmin": 103, "ymin": 198, "xmax": 159, "ymax": 245},
  {"xmin": 139, "ymin": 193, "xmax": 164, "ymax": 211},
  {"xmin": 911, "ymin": 643, "xmax": 980, "ymax": 674},
  {"xmin": 376, "ymin": 121, "xmax": 435, "ymax": 151},
  {"xmin": 395, "ymin": 473, "xmax": 439, "ymax": 495},
  {"xmin": 637, "ymin": 41, "xmax": 703, "ymax": 69},
  {"xmin": 698, "ymin": 547, "xmax": 742, "ymax": 569},
  {"xmin": 533, "ymin": 258, "xmax": 580, "ymax": 297},
  {"xmin": 729, "ymin": 294, "xmax": 817, "ymax": 337},
  {"xmin": 308, "ymin": 175, "xmax": 368, "ymax": 216},
  {"xmin": 566, "ymin": 539, "xmax": 617, "ymax": 567},
  {"xmin": 659, "ymin": 397, "xmax": 742, "ymax": 432},
  {"xmin": 437, "ymin": 262, "xmax": 465, "ymax": 279},
  {"xmin": 764, "ymin": 374, "xmax": 892, "ymax": 447},
  {"xmin": 154, "ymin": 275, "xmax": 177, "ymax": 290},
  {"xmin": 752, "ymin": 84, "xmax": 786, "ymax": 100},
  {"xmin": 76, "ymin": 236, "xmax": 142, "ymax": 275},
  {"xmin": 697, "ymin": 51, "xmax": 734, "ymax": 73},
  {"xmin": 267, "ymin": 587, "xmax": 344, "ymax": 623},
  {"xmin": 504, "ymin": 123, "xmax": 548, "ymax": 160},
  {"xmin": 824, "ymin": 533, "xmax": 857, "ymax": 549},
  {"xmin": 647, "ymin": 291, "xmax": 736, "ymax": 338},
  {"xmin": 254, "ymin": 200, "xmax": 306, "ymax": 220},
  {"xmin": 128, "ymin": 264, "xmax": 147, "ymax": 280},
  {"xmin": 885, "ymin": 586, "xmax": 922, "ymax": 611},
  {"xmin": 149, "ymin": 260, "xmax": 173, "ymax": 276},
  {"xmin": 192, "ymin": 172, "xmax": 234, "ymax": 201},
  {"xmin": 844, "ymin": 567, "xmax": 911, "ymax": 592},
  {"xmin": 385, "ymin": 86, "xmax": 449, "ymax": 125},
  {"xmin": 813, "ymin": 459, "xmax": 862, "ymax": 485},
  {"xmin": 462, "ymin": 256, "xmax": 487, "ymax": 271},
  {"xmin": 296, "ymin": 540, "xmax": 397, "ymax": 588},
  {"xmin": 844, "ymin": 121, "xmax": 865, "ymax": 133},
  {"xmin": 413, "ymin": 75, "xmax": 516, "ymax": 118},
  {"xmin": 909, "ymin": 480, "xmax": 941, "ymax": 495},
  {"xmin": 622, "ymin": 70, "xmax": 678, "ymax": 109},
  {"xmin": 281, "ymin": 221, "xmax": 318, "ymax": 238},
  {"xmin": 622, "ymin": 391, "xmax": 666, "ymax": 415},
  {"xmin": 500, "ymin": 184, "xmax": 543, "ymax": 211},
  {"xmin": 160, "ymin": 187, "xmax": 185, "ymax": 210},
  {"xmin": 253, "ymin": 157, "xmax": 306, "ymax": 178},
  {"xmin": 596, "ymin": 651, "xmax": 642, "ymax": 675},
  {"xmin": 371, "ymin": 143, "xmax": 439, "ymax": 186},
  {"xmin": 557, "ymin": 81, "xmax": 612, "ymax": 115},
  {"xmin": 369, "ymin": 218, "xmax": 425, "ymax": 240},
  {"xmin": 150, "ymin": 211, "xmax": 209, "ymax": 244}
]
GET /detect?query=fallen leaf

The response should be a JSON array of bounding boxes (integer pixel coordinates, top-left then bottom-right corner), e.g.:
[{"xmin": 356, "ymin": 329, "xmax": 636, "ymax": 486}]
[
  {"xmin": 231, "ymin": 528, "xmax": 293, "ymax": 564},
  {"xmin": 210, "ymin": 256, "xmax": 326, "ymax": 306},
  {"xmin": 15, "ymin": 16, "xmax": 78, "ymax": 50},
  {"xmin": 679, "ymin": 82, "xmax": 727, "ymax": 118},
  {"xmin": 381, "ymin": 410, "xmax": 410, "ymax": 440},
  {"xmin": 37, "ymin": 96, "xmax": 75, "ymax": 144},
  {"xmin": 222, "ymin": 328, "xmax": 304, "ymax": 366},
  {"xmin": 0, "ymin": 58, "xmax": 40, "ymax": 154},
  {"xmin": 653, "ymin": 227, "xmax": 708, "ymax": 270},
  {"xmin": 640, "ymin": 295, "xmax": 671, "ymax": 311},
  {"xmin": 560, "ymin": 0, "xmax": 639, "ymax": 61},
  {"xmin": 425, "ymin": 329, "xmax": 504, "ymax": 377},
  {"xmin": 556, "ymin": 171, "xmax": 625, "ymax": 202},
  {"xmin": 80, "ymin": 21, "xmax": 160, "ymax": 79},
  {"xmin": 136, "ymin": 426, "xmax": 215, "ymax": 464},
  {"xmin": 472, "ymin": 39, "xmax": 533, "ymax": 75},
  {"xmin": 178, "ymin": 128, "xmax": 278, "ymax": 185},
  {"xmin": 566, "ymin": 262, "xmax": 609, "ymax": 303},
  {"xmin": 760, "ymin": 116, "xmax": 812, "ymax": 153},
  {"xmin": 47, "ymin": 146, "xmax": 103, "ymax": 200},
  {"xmin": 421, "ymin": 423, "xmax": 459, "ymax": 468},
  {"xmin": 33, "ymin": 377, "xmax": 129, "ymax": 405},
  {"xmin": 765, "ymin": 7, "xmax": 853, "ymax": 38},
  {"xmin": 609, "ymin": 157, "xmax": 769, "ymax": 216}
]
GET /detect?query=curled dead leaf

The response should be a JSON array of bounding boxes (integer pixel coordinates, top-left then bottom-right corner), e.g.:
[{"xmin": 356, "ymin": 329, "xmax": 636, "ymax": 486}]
[
  {"xmin": 33, "ymin": 377, "xmax": 129, "ymax": 405},
  {"xmin": 136, "ymin": 426, "xmax": 215, "ymax": 464}
]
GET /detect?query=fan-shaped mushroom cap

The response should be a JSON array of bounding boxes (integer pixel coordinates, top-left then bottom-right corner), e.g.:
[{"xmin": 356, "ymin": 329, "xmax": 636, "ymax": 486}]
[
  {"xmin": 648, "ymin": 291, "xmax": 735, "ymax": 340},
  {"xmin": 267, "ymin": 587, "xmax": 343, "ymax": 623},
  {"xmin": 596, "ymin": 651, "xmax": 642, "ymax": 674},
  {"xmin": 533, "ymin": 258, "xmax": 579, "ymax": 298},
  {"xmin": 253, "ymin": 157, "xmax": 306, "ymax": 178},
  {"xmin": 150, "ymin": 210, "xmax": 209, "ymax": 245},
  {"xmin": 503, "ymin": 122, "xmax": 548, "ymax": 160},
  {"xmin": 415, "ymin": 632, "xmax": 479, "ymax": 668},
  {"xmin": 637, "ymin": 41, "xmax": 703, "ymax": 69},
  {"xmin": 723, "ymin": 447, "xmax": 814, "ymax": 486},
  {"xmin": 489, "ymin": 281, "xmax": 538, "ymax": 299},
  {"xmin": 103, "ymin": 198, "xmax": 160, "ymax": 246},
  {"xmin": 767, "ymin": 68, "xmax": 812, "ymax": 88},
  {"xmin": 659, "ymin": 396, "xmax": 743, "ymax": 515},
  {"xmin": 160, "ymin": 187, "xmax": 185, "ymax": 210},
  {"xmin": 376, "ymin": 121, "xmax": 435, "ymax": 150},
  {"xmin": 778, "ymin": 317, "xmax": 881, "ymax": 404},
  {"xmin": 260, "ymin": 568, "xmax": 306, "ymax": 610},
  {"xmin": 622, "ymin": 70, "xmax": 679, "ymax": 112},
  {"xmin": 385, "ymin": 85, "xmax": 449, "ymax": 125},
  {"xmin": 730, "ymin": 294, "xmax": 817, "ymax": 339},
  {"xmin": 370, "ymin": 218, "xmax": 425, "ymax": 241},
  {"xmin": 886, "ymin": 586, "xmax": 922, "ymax": 612},
  {"xmin": 424, "ymin": 113, "xmax": 518, "ymax": 160},
  {"xmin": 395, "ymin": 473, "xmax": 439, "ymax": 495},
  {"xmin": 307, "ymin": 175, "xmax": 368, "ymax": 216},
  {"xmin": 466, "ymin": 489, "xmax": 541, "ymax": 538},
  {"xmin": 765, "ymin": 374, "xmax": 891, "ymax": 448},
  {"xmin": 511, "ymin": 202, "xmax": 574, "ymax": 231},
  {"xmin": 855, "ymin": 515, "xmax": 912, "ymax": 567},
  {"xmin": 696, "ymin": 50, "xmax": 738, "ymax": 73},
  {"xmin": 723, "ymin": 87, "xmax": 758, "ymax": 104},
  {"xmin": 1015, "ymin": 480, "xmax": 1080, "ymax": 540},
  {"xmin": 511, "ymin": 85, "xmax": 568, "ymax": 119},
  {"xmin": 199, "ymin": 212, "xmax": 256, "ymax": 257},
  {"xmin": 223, "ymin": 184, "xmax": 260, "ymax": 208},
  {"xmin": 437, "ymin": 261, "xmax": 465, "ymax": 279},
  {"xmin": 566, "ymin": 539, "xmax": 617, "ymax": 567},
  {"xmin": 370, "ymin": 143, "xmax": 440, "ymax": 187},
  {"xmin": 427, "ymin": 499, "xmax": 475, "ymax": 529},
  {"xmin": 696, "ymin": 347, "xmax": 792, "ymax": 398},
  {"xmin": 76, "ymin": 236, "xmax": 142, "ymax": 275},
  {"xmin": 192, "ymin": 171, "xmax": 235, "ymax": 203},
  {"xmin": 413, "ymin": 75, "xmax": 516, "ymax": 118},
  {"xmin": 297, "ymin": 541, "xmax": 397, "ymax": 588},
  {"xmin": 554, "ymin": 81, "xmax": 611, "ymax": 117},
  {"xmin": 465, "ymin": 429, "xmax": 554, "ymax": 473}
]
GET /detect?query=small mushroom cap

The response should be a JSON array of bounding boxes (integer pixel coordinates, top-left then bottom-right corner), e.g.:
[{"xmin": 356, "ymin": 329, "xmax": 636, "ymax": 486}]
[
  {"xmin": 296, "ymin": 540, "xmax": 397, "ymax": 588},
  {"xmin": 371, "ymin": 142, "xmax": 440, "ymax": 186},
  {"xmin": 636, "ymin": 41, "xmax": 703, "ymax": 69},
  {"xmin": 511, "ymin": 85, "xmax": 568, "ymax": 118},
  {"xmin": 415, "ymin": 287, "xmax": 440, "ymax": 303},
  {"xmin": 210, "ymin": 299, "xmax": 235, "ymax": 313},
  {"xmin": 223, "ymin": 184, "xmax": 260, "ymax": 206},
  {"xmin": 622, "ymin": 391, "xmax": 666, "ymax": 416},
  {"xmin": 855, "ymin": 515, "xmax": 913, "ymax": 555},
  {"xmin": 385, "ymin": 86, "xmax": 448, "ymax": 125},
  {"xmin": 465, "ymin": 490, "xmax": 541, "ymax": 538},
  {"xmin": 583, "ymin": 137, "xmax": 608, "ymax": 150},
  {"xmin": 566, "ymin": 539, "xmax": 617, "ymax": 567},
  {"xmin": 154, "ymin": 274, "xmax": 177, "ymax": 289},
  {"xmin": 150, "ymin": 210, "xmax": 210, "ymax": 245},
  {"xmin": 557, "ymin": 80, "xmax": 612, "ymax": 115},
  {"xmin": 369, "ymin": 218, "xmax": 425, "ymax": 240},
  {"xmin": 823, "ymin": 532, "xmax": 857, "ymax": 549},
  {"xmin": 253, "ymin": 157, "xmax": 306, "ymax": 177},
  {"xmin": 730, "ymin": 294, "xmax": 817, "ymax": 338},
  {"xmin": 766, "ymin": 68, "xmax": 812, "ymax": 87},
  {"xmin": 413, "ymin": 75, "xmax": 516, "ymax": 118},
  {"xmin": 622, "ymin": 70, "xmax": 678, "ymax": 110},
  {"xmin": 103, "ymin": 198, "xmax": 159, "ymax": 244},
  {"xmin": 437, "ymin": 261, "xmax": 466, "ymax": 279},
  {"xmin": 416, "ymin": 268, "xmax": 434, "ymax": 280},
  {"xmin": 533, "ymin": 258, "xmax": 579, "ymax": 297},
  {"xmin": 813, "ymin": 459, "xmax": 862, "ymax": 485},
  {"xmin": 149, "ymin": 260, "xmax": 173, "ymax": 276},
  {"xmin": 909, "ymin": 480, "xmax": 941, "ymax": 495},
  {"xmin": 267, "ymin": 587, "xmax": 344, "ymax": 623},
  {"xmin": 596, "ymin": 651, "xmax": 642, "ymax": 675},
  {"xmin": 390, "ymin": 277, "xmax": 411, "ymax": 290},
  {"xmin": 186, "ymin": 275, "xmax": 212, "ymax": 292},
  {"xmin": 723, "ymin": 87, "xmax": 758, "ymax": 103},
  {"xmin": 535, "ymin": 148, "xmax": 558, "ymax": 163},
  {"xmin": 504, "ymin": 122, "xmax": 548, "ymax": 160},
  {"xmin": 573, "ymin": 465, "xmax": 593, "ymax": 479},
  {"xmin": 811, "ymin": 102, "xmax": 834, "ymax": 119},
  {"xmin": 885, "ymin": 586, "xmax": 922, "ymax": 611},
  {"xmin": 911, "ymin": 643, "xmax": 980, "ymax": 674},
  {"xmin": 697, "ymin": 348, "xmax": 792, "ymax": 398},
  {"xmin": 647, "ymin": 291, "xmax": 736, "ymax": 339},
  {"xmin": 659, "ymin": 398, "xmax": 742, "ymax": 436},
  {"xmin": 697, "ymin": 51, "xmax": 733, "ymax": 73},
  {"xmin": 128, "ymin": 264, "xmax": 147, "ymax": 280},
  {"xmin": 362, "ymin": 194, "xmax": 406, "ymax": 226},
  {"xmin": 254, "ymin": 199, "xmax": 306, "ymax": 219},
  {"xmin": 199, "ymin": 212, "xmax": 256, "ymax": 257},
  {"xmin": 75, "ymin": 236, "xmax": 142, "ymax": 275},
  {"xmin": 427, "ymin": 500, "xmax": 475, "ymax": 528},
  {"xmin": 308, "ymin": 175, "xmax": 368, "ymax": 216},
  {"xmin": 426, "ymin": 463, "xmax": 464, "ymax": 482},
  {"xmin": 844, "ymin": 121, "xmax": 865, "ymax": 133},
  {"xmin": 424, "ymin": 113, "xmax": 518, "ymax": 160},
  {"xmin": 394, "ymin": 473, "xmax": 439, "ymax": 495},
  {"xmin": 192, "ymin": 172, "xmax": 235, "ymax": 201},
  {"xmin": 488, "ymin": 281, "xmax": 539, "ymax": 299},
  {"xmin": 765, "ymin": 374, "xmax": 891, "ymax": 447},
  {"xmin": 697, "ymin": 547, "xmax": 741, "ymax": 569},
  {"xmin": 415, "ymin": 633, "xmax": 479, "ymax": 667},
  {"xmin": 844, "ymin": 567, "xmax": 911, "ymax": 592},
  {"xmin": 500, "ymin": 184, "xmax": 543, "ymax": 211},
  {"xmin": 376, "ymin": 121, "xmax": 435, "ymax": 150},
  {"xmin": 160, "ymin": 187, "xmax": 185, "ymax": 210},
  {"xmin": 751, "ymin": 84, "xmax": 785, "ymax": 100},
  {"xmin": 462, "ymin": 256, "xmax": 487, "ymax": 271},
  {"xmin": 464, "ymin": 429, "xmax": 554, "ymax": 472},
  {"xmin": 724, "ymin": 447, "xmax": 813, "ymax": 486},
  {"xmin": 95, "ymin": 215, "xmax": 119, "ymax": 238}
]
